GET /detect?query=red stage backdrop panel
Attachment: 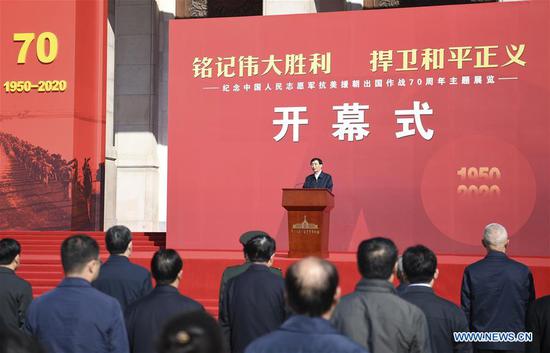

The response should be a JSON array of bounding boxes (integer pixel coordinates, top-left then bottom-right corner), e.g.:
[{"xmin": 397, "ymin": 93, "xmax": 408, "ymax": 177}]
[
  {"xmin": 0, "ymin": 0, "xmax": 107, "ymax": 230},
  {"xmin": 168, "ymin": 2, "xmax": 550, "ymax": 255}
]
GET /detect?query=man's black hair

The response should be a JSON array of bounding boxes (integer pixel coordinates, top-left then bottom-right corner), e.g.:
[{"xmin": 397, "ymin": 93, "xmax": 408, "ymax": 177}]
[
  {"xmin": 157, "ymin": 310, "xmax": 223, "ymax": 353},
  {"xmin": 286, "ymin": 258, "xmax": 338, "ymax": 317},
  {"xmin": 61, "ymin": 235, "xmax": 100, "ymax": 274},
  {"xmin": 151, "ymin": 249, "xmax": 183, "ymax": 285},
  {"xmin": 0, "ymin": 238, "xmax": 21, "ymax": 265},
  {"xmin": 402, "ymin": 245, "xmax": 437, "ymax": 284},
  {"xmin": 244, "ymin": 235, "xmax": 276, "ymax": 263},
  {"xmin": 310, "ymin": 158, "xmax": 323, "ymax": 165},
  {"xmin": 105, "ymin": 225, "xmax": 132, "ymax": 255},
  {"xmin": 357, "ymin": 237, "xmax": 398, "ymax": 280}
]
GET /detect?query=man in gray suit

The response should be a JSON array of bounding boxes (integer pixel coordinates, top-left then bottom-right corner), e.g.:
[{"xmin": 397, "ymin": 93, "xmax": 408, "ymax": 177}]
[{"xmin": 332, "ymin": 237, "xmax": 431, "ymax": 353}]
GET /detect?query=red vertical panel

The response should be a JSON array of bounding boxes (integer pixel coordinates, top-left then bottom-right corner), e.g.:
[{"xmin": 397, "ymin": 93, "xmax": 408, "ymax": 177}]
[{"xmin": 0, "ymin": 0, "xmax": 107, "ymax": 230}]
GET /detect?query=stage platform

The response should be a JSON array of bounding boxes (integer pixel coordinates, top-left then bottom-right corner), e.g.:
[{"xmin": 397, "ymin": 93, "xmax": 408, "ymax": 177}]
[{"xmin": 177, "ymin": 250, "xmax": 550, "ymax": 316}]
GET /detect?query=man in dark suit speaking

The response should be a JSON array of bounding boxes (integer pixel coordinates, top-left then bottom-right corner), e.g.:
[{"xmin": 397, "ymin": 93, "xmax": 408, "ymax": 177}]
[{"xmin": 303, "ymin": 157, "xmax": 333, "ymax": 192}]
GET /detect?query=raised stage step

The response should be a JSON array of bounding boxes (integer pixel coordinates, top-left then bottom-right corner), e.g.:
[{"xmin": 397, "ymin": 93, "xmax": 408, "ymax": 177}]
[
  {"xmin": 3, "ymin": 231, "xmax": 166, "ymax": 300},
  {"xmin": 6, "ymin": 232, "xmax": 550, "ymax": 318}
]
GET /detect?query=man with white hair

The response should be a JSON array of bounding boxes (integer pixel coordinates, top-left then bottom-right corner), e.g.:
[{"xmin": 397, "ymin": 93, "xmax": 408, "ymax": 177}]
[{"xmin": 461, "ymin": 223, "xmax": 535, "ymax": 353}]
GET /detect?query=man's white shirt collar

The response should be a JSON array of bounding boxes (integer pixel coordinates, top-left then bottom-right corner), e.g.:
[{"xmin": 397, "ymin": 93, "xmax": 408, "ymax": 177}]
[
  {"xmin": 314, "ymin": 171, "xmax": 322, "ymax": 179},
  {"xmin": 408, "ymin": 283, "xmax": 432, "ymax": 288}
]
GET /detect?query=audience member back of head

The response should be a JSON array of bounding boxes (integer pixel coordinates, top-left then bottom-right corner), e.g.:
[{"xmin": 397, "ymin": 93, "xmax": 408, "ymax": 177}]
[
  {"xmin": 461, "ymin": 223, "xmax": 535, "ymax": 352},
  {"xmin": 219, "ymin": 234, "xmax": 286, "ymax": 353},
  {"xmin": 24, "ymin": 234, "xmax": 129, "ymax": 353},
  {"xmin": 92, "ymin": 225, "xmax": 152, "ymax": 312},
  {"xmin": 401, "ymin": 245, "xmax": 472, "ymax": 353},
  {"xmin": 331, "ymin": 237, "xmax": 432, "ymax": 353},
  {"xmin": 125, "ymin": 249, "xmax": 203, "ymax": 353},
  {"xmin": 157, "ymin": 310, "xmax": 224, "ymax": 353},
  {"xmin": 245, "ymin": 257, "xmax": 368, "ymax": 353}
]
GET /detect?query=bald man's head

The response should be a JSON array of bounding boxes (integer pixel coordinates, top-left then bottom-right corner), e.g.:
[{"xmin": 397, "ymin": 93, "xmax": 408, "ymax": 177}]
[
  {"xmin": 483, "ymin": 223, "xmax": 509, "ymax": 252},
  {"xmin": 285, "ymin": 257, "xmax": 339, "ymax": 317}
]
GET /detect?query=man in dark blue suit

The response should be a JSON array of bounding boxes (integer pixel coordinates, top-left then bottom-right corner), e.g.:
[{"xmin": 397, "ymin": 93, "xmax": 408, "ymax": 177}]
[
  {"xmin": 125, "ymin": 249, "xmax": 203, "ymax": 353},
  {"xmin": 461, "ymin": 223, "xmax": 535, "ymax": 353},
  {"xmin": 25, "ymin": 235, "xmax": 129, "ymax": 353},
  {"xmin": 219, "ymin": 234, "xmax": 286, "ymax": 353},
  {"xmin": 303, "ymin": 157, "xmax": 333, "ymax": 192},
  {"xmin": 93, "ymin": 225, "xmax": 152, "ymax": 312},
  {"xmin": 245, "ymin": 257, "xmax": 368, "ymax": 353},
  {"xmin": 401, "ymin": 245, "xmax": 472, "ymax": 353}
]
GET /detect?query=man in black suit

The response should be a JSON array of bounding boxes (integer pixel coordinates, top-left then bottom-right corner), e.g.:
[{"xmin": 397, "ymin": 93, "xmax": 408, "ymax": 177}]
[
  {"xmin": 401, "ymin": 245, "xmax": 472, "ymax": 353},
  {"xmin": 219, "ymin": 234, "xmax": 286, "ymax": 353},
  {"xmin": 303, "ymin": 157, "xmax": 333, "ymax": 192},
  {"xmin": 125, "ymin": 249, "xmax": 203, "ymax": 353},
  {"xmin": 0, "ymin": 238, "xmax": 33, "ymax": 331},
  {"xmin": 461, "ymin": 223, "xmax": 535, "ymax": 353},
  {"xmin": 526, "ymin": 295, "xmax": 550, "ymax": 353},
  {"xmin": 92, "ymin": 225, "xmax": 152, "ymax": 311},
  {"xmin": 218, "ymin": 230, "xmax": 283, "ymax": 315}
]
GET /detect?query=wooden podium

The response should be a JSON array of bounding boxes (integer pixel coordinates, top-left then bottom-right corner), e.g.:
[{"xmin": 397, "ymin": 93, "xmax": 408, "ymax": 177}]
[{"xmin": 282, "ymin": 188, "xmax": 334, "ymax": 258}]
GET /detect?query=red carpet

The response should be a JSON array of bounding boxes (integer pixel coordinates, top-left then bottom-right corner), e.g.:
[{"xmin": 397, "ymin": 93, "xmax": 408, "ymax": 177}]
[
  {"xmin": 5, "ymin": 232, "xmax": 550, "ymax": 316},
  {"xmin": 9, "ymin": 232, "xmax": 163, "ymax": 296},
  {"xmin": 177, "ymin": 250, "xmax": 550, "ymax": 316}
]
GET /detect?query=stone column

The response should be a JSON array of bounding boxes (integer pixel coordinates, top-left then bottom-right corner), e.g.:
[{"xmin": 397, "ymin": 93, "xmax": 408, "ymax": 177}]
[
  {"xmin": 111, "ymin": 0, "xmax": 161, "ymax": 231},
  {"xmin": 104, "ymin": 0, "xmax": 118, "ymax": 228}
]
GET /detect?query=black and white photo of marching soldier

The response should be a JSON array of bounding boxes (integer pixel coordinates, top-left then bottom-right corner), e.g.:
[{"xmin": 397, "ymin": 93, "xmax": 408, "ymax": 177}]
[{"xmin": 0, "ymin": 132, "xmax": 102, "ymax": 230}]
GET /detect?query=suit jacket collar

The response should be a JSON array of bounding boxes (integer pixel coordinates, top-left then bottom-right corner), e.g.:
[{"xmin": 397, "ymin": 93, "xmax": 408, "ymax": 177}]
[
  {"xmin": 309, "ymin": 171, "xmax": 325, "ymax": 178},
  {"xmin": 106, "ymin": 255, "xmax": 130, "ymax": 263},
  {"xmin": 59, "ymin": 277, "xmax": 92, "ymax": 287},
  {"xmin": 247, "ymin": 263, "xmax": 271, "ymax": 272},
  {"xmin": 0, "ymin": 267, "xmax": 15, "ymax": 275},
  {"xmin": 355, "ymin": 278, "xmax": 396, "ymax": 293},
  {"xmin": 486, "ymin": 250, "xmax": 507, "ymax": 259},
  {"xmin": 280, "ymin": 315, "xmax": 338, "ymax": 335},
  {"xmin": 403, "ymin": 285, "xmax": 435, "ymax": 295},
  {"xmin": 152, "ymin": 284, "xmax": 179, "ymax": 294}
]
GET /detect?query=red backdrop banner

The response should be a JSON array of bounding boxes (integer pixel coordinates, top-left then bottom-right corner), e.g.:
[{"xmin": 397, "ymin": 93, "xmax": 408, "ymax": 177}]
[
  {"xmin": 168, "ymin": 2, "xmax": 550, "ymax": 255},
  {"xmin": 0, "ymin": 0, "xmax": 107, "ymax": 230}
]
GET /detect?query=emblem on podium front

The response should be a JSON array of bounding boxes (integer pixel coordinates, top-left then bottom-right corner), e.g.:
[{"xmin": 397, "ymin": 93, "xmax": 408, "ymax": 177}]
[{"xmin": 292, "ymin": 216, "xmax": 320, "ymax": 235}]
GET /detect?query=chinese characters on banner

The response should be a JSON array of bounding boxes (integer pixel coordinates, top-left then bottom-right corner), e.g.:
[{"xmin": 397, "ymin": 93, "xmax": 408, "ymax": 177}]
[
  {"xmin": 272, "ymin": 101, "xmax": 434, "ymax": 142},
  {"xmin": 168, "ymin": 3, "xmax": 549, "ymax": 255},
  {"xmin": 191, "ymin": 44, "xmax": 525, "ymax": 79}
]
